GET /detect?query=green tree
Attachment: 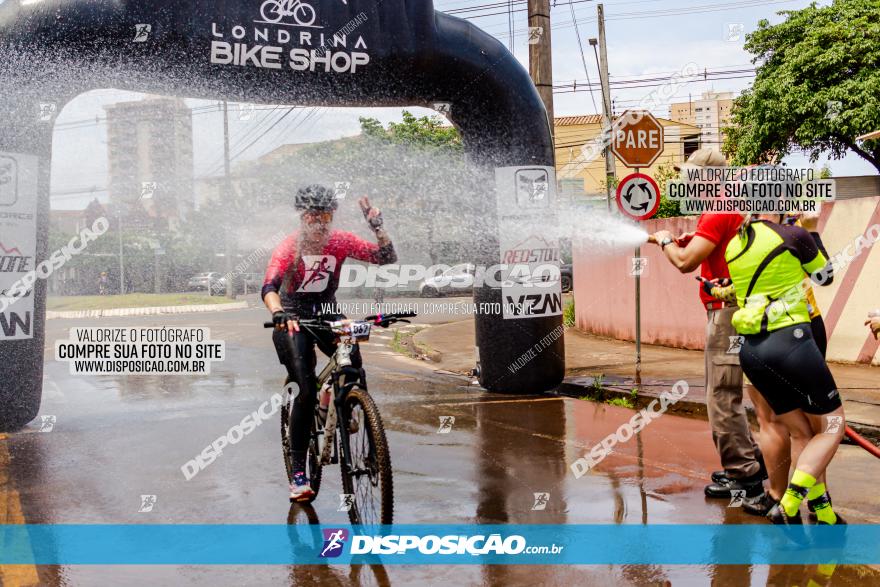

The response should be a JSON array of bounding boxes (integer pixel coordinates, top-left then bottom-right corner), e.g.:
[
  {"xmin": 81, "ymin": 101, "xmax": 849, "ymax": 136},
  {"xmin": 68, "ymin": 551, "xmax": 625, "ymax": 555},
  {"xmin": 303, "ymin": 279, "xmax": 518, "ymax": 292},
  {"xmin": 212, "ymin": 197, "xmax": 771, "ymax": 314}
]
[
  {"xmin": 47, "ymin": 220, "xmax": 164, "ymax": 295},
  {"xmin": 652, "ymin": 162, "xmax": 683, "ymax": 219},
  {"xmin": 360, "ymin": 111, "xmax": 462, "ymax": 152},
  {"xmin": 724, "ymin": 0, "xmax": 880, "ymax": 172},
  {"xmin": 214, "ymin": 110, "xmax": 484, "ymax": 269}
]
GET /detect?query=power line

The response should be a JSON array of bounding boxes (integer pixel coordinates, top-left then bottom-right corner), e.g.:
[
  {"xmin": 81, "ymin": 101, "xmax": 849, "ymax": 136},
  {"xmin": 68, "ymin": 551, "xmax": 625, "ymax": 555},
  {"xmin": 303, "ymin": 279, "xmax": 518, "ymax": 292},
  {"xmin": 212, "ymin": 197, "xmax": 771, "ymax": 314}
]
[
  {"xmin": 484, "ymin": 0, "xmax": 801, "ymax": 39},
  {"xmin": 200, "ymin": 106, "xmax": 288, "ymax": 176},
  {"xmin": 557, "ymin": 66, "xmax": 755, "ymax": 88},
  {"xmin": 569, "ymin": 0, "xmax": 599, "ymax": 114},
  {"xmin": 202, "ymin": 106, "xmax": 318, "ymax": 178},
  {"xmin": 554, "ymin": 138, "xmax": 707, "ymax": 149},
  {"xmin": 52, "ymin": 103, "xmax": 280, "ymax": 133},
  {"xmin": 507, "ymin": 0, "xmax": 515, "ymax": 52},
  {"xmin": 50, "ymin": 188, "xmax": 107, "ymax": 199},
  {"xmin": 445, "ymin": 0, "xmax": 594, "ymax": 18},
  {"xmin": 552, "ymin": 72, "xmax": 755, "ymax": 95}
]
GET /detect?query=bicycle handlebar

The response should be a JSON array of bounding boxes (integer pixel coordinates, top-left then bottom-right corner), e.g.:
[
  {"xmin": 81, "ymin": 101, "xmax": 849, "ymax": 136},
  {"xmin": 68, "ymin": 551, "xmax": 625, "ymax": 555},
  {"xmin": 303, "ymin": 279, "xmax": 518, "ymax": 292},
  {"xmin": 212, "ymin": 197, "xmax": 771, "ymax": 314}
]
[
  {"xmin": 364, "ymin": 312, "xmax": 417, "ymax": 322},
  {"xmin": 263, "ymin": 312, "xmax": 417, "ymax": 329}
]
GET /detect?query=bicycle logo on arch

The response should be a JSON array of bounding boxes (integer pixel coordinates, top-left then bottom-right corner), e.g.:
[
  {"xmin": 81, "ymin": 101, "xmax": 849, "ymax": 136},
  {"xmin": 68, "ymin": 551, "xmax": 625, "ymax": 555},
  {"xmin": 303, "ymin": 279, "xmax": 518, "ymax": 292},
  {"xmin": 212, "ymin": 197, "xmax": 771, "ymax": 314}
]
[{"xmin": 259, "ymin": 0, "xmax": 319, "ymax": 27}]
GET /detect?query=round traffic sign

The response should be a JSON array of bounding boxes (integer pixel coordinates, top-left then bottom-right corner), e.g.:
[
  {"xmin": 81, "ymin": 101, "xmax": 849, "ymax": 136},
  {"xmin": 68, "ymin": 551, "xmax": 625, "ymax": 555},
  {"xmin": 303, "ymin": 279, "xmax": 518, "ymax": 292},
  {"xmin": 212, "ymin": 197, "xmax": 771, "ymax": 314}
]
[{"xmin": 616, "ymin": 173, "xmax": 660, "ymax": 220}]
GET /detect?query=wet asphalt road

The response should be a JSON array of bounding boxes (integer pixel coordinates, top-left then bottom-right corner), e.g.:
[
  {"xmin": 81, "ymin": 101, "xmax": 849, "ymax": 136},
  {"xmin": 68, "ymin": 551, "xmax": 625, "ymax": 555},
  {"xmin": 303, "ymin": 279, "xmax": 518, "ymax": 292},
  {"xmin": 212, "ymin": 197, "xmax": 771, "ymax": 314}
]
[{"xmin": 1, "ymin": 302, "xmax": 877, "ymax": 586}]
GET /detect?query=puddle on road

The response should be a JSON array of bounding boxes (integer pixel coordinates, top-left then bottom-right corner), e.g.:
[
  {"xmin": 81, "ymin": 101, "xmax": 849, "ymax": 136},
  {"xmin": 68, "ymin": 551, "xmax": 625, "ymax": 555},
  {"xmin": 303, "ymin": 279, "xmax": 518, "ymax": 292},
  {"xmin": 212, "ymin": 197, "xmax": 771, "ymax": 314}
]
[
  {"xmin": 375, "ymin": 388, "xmax": 879, "ymax": 586},
  {"xmin": 13, "ymin": 349, "xmax": 878, "ymax": 586}
]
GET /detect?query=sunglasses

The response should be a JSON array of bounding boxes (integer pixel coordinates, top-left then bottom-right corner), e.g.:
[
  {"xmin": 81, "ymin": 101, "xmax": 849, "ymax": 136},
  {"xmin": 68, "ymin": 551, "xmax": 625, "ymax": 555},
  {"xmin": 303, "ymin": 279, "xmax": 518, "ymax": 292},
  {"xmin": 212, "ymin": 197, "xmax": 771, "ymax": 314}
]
[{"xmin": 302, "ymin": 210, "xmax": 333, "ymax": 223}]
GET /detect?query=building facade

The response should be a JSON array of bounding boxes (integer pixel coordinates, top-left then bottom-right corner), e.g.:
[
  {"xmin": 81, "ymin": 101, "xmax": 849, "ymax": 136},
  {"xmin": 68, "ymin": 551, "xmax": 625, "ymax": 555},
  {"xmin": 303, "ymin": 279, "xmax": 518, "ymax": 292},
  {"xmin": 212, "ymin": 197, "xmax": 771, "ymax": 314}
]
[
  {"xmin": 105, "ymin": 96, "xmax": 194, "ymax": 229},
  {"xmin": 668, "ymin": 91, "xmax": 734, "ymax": 152}
]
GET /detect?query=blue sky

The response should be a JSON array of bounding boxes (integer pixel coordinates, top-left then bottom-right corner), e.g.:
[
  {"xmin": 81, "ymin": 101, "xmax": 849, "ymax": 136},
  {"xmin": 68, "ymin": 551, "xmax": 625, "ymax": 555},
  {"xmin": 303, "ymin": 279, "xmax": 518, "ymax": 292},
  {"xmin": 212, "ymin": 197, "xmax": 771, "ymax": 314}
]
[{"xmin": 50, "ymin": 0, "xmax": 875, "ymax": 210}]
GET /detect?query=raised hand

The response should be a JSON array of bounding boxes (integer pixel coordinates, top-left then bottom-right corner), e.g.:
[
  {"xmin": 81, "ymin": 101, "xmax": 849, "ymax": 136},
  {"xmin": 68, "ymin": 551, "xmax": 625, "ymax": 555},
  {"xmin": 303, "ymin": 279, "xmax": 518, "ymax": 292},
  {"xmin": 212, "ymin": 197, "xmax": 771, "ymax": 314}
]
[{"xmin": 359, "ymin": 196, "xmax": 384, "ymax": 231}]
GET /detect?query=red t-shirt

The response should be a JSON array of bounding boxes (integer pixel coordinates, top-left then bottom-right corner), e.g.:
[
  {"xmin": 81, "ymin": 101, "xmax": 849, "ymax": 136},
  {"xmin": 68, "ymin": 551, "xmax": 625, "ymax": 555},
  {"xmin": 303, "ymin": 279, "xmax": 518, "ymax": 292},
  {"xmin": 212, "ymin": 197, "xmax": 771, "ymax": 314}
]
[{"xmin": 694, "ymin": 213, "xmax": 743, "ymax": 305}]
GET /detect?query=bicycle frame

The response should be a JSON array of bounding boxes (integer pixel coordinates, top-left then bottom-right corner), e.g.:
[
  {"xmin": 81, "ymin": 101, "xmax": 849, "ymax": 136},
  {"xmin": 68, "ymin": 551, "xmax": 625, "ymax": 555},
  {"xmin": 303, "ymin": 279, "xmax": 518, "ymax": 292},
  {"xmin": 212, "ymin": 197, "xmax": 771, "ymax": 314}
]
[
  {"xmin": 308, "ymin": 333, "xmax": 367, "ymax": 475},
  {"xmin": 273, "ymin": 0, "xmax": 305, "ymax": 15}
]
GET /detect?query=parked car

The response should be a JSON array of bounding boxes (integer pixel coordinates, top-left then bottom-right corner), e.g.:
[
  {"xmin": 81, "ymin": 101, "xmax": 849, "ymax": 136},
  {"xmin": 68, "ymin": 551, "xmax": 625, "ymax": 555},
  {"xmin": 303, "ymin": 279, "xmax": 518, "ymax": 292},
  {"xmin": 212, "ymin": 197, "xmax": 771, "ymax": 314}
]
[
  {"xmin": 419, "ymin": 263, "xmax": 476, "ymax": 297},
  {"xmin": 419, "ymin": 263, "xmax": 571, "ymax": 296},
  {"xmin": 208, "ymin": 273, "xmax": 263, "ymax": 296},
  {"xmin": 244, "ymin": 272, "xmax": 262, "ymax": 291},
  {"xmin": 561, "ymin": 263, "xmax": 573, "ymax": 293},
  {"xmin": 187, "ymin": 272, "xmax": 223, "ymax": 291}
]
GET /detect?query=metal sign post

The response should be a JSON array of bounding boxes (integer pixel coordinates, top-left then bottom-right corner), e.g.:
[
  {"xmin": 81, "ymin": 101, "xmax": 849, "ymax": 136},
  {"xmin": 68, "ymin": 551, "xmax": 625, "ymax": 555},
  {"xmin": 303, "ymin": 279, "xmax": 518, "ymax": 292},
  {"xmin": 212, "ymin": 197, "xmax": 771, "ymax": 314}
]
[
  {"xmin": 612, "ymin": 110, "xmax": 664, "ymax": 385},
  {"xmin": 634, "ymin": 168, "xmax": 641, "ymax": 383},
  {"xmin": 615, "ymin": 170, "xmax": 660, "ymax": 382},
  {"xmin": 636, "ymin": 242, "xmax": 641, "ymax": 381}
]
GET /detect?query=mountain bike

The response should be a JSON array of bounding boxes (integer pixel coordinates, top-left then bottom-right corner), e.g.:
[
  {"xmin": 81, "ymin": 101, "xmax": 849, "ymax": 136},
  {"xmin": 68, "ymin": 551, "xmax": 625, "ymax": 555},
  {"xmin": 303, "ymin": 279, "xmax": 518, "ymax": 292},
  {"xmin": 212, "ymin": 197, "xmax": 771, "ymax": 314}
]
[
  {"xmin": 265, "ymin": 312, "xmax": 415, "ymax": 525},
  {"xmin": 260, "ymin": 0, "xmax": 317, "ymax": 26}
]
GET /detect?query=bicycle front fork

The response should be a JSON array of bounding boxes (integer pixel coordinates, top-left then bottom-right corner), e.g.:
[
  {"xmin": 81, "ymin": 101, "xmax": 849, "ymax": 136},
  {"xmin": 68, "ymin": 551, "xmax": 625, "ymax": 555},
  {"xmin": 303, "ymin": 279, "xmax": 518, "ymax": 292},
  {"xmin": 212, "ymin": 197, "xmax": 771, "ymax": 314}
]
[{"xmin": 331, "ymin": 367, "xmax": 367, "ymax": 473}]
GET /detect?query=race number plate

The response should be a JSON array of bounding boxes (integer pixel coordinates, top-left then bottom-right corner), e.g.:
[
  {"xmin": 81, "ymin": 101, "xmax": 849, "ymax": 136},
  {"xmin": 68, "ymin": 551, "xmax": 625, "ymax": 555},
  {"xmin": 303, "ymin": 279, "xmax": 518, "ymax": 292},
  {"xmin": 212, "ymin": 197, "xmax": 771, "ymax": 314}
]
[{"xmin": 350, "ymin": 321, "xmax": 371, "ymax": 340}]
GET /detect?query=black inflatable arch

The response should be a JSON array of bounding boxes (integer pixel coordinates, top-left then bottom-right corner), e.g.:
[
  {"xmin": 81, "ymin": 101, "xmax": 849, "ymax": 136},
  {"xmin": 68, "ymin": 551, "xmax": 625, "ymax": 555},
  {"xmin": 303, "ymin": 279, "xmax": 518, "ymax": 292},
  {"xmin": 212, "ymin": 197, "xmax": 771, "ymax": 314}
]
[{"xmin": 0, "ymin": 0, "xmax": 564, "ymax": 430}]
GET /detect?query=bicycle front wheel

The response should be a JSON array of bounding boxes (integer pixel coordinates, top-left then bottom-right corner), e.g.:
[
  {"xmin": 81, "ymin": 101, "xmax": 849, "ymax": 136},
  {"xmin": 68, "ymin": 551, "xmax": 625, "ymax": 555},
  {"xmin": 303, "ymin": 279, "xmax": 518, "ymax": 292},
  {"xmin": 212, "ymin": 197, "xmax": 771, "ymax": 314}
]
[
  {"xmin": 293, "ymin": 3, "xmax": 316, "ymax": 26},
  {"xmin": 340, "ymin": 386, "xmax": 393, "ymax": 525}
]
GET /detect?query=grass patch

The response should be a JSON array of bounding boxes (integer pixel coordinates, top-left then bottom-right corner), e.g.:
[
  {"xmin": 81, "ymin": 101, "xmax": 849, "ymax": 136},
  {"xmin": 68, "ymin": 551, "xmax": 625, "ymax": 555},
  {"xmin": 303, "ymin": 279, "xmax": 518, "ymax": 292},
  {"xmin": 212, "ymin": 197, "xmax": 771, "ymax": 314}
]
[
  {"xmin": 577, "ymin": 375, "xmax": 636, "ymax": 409},
  {"xmin": 388, "ymin": 327, "xmax": 435, "ymax": 361},
  {"xmin": 390, "ymin": 330, "xmax": 407, "ymax": 355},
  {"xmin": 47, "ymin": 293, "xmax": 237, "ymax": 311},
  {"xmin": 563, "ymin": 298, "xmax": 575, "ymax": 327},
  {"xmin": 606, "ymin": 396, "xmax": 635, "ymax": 409}
]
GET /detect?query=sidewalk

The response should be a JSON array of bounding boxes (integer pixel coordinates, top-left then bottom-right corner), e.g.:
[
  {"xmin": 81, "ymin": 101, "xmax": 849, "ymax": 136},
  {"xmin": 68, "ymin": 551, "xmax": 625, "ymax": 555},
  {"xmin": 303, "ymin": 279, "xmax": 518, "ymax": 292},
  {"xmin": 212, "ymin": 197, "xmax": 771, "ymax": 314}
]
[
  {"xmin": 414, "ymin": 319, "xmax": 880, "ymax": 442},
  {"xmin": 46, "ymin": 300, "xmax": 249, "ymax": 320}
]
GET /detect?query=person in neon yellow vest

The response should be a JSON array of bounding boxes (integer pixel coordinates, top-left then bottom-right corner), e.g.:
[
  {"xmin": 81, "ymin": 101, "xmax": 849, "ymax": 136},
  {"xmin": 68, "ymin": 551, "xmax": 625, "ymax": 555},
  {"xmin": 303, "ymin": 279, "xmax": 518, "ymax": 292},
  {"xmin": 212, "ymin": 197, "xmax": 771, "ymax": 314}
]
[
  {"xmin": 722, "ymin": 212, "xmax": 845, "ymax": 525},
  {"xmin": 707, "ymin": 211, "xmax": 837, "ymax": 520}
]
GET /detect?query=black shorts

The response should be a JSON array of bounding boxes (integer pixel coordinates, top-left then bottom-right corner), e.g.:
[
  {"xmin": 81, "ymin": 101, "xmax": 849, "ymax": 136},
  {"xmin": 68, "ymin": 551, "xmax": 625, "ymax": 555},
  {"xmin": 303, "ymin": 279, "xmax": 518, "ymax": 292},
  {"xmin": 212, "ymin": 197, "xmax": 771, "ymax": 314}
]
[
  {"xmin": 811, "ymin": 315, "xmax": 827, "ymax": 357},
  {"xmin": 739, "ymin": 323, "xmax": 842, "ymax": 416}
]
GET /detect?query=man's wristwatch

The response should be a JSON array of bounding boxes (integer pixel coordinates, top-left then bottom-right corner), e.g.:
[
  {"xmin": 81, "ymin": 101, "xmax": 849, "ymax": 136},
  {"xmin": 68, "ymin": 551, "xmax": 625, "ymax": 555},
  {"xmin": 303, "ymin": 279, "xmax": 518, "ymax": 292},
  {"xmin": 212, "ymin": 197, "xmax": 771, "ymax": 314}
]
[{"xmin": 660, "ymin": 237, "xmax": 673, "ymax": 250}]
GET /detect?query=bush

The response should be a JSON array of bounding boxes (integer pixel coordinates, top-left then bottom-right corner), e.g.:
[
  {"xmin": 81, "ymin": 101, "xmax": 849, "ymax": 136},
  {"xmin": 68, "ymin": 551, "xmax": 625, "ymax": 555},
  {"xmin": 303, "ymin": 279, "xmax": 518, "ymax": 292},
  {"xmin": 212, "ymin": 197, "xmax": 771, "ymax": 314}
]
[
  {"xmin": 653, "ymin": 162, "xmax": 683, "ymax": 219},
  {"xmin": 563, "ymin": 298, "xmax": 575, "ymax": 327}
]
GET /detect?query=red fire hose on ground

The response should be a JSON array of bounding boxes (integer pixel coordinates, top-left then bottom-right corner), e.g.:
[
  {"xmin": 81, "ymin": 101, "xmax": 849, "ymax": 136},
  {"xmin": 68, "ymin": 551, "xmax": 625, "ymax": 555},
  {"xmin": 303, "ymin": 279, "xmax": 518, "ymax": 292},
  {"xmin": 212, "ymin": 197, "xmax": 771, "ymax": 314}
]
[{"xmin": 846, "ymin": 426, "xmax": 880, "ymax": 458}]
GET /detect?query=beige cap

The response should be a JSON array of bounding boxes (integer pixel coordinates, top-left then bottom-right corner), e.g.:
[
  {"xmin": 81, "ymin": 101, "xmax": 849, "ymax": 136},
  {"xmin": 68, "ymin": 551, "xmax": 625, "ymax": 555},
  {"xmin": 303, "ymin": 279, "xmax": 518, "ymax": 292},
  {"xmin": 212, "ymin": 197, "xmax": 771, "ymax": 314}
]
[{"xmin": 673, "ymin": 147, "xmax": 728, "ymax": 171}]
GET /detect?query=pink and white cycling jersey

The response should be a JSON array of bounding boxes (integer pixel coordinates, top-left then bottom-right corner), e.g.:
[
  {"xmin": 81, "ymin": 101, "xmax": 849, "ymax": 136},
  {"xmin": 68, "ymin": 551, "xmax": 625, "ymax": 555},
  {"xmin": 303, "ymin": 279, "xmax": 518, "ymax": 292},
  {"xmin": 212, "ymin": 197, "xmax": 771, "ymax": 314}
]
[{"xmin": 262, "ymin": 230, "xmax": 395, "ymax": 316}]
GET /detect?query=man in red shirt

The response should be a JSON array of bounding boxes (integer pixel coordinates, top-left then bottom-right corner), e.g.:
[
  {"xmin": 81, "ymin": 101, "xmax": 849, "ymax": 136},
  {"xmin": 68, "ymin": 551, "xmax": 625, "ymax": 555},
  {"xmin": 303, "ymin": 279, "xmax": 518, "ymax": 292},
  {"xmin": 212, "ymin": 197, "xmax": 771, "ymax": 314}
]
[
  {"xmin": 649, "ymin": 148, "xmax": 766, "ymax": 505},
  {"xmin": 263, "ymin": 184, "xmax": 397, "ymax": 502}
]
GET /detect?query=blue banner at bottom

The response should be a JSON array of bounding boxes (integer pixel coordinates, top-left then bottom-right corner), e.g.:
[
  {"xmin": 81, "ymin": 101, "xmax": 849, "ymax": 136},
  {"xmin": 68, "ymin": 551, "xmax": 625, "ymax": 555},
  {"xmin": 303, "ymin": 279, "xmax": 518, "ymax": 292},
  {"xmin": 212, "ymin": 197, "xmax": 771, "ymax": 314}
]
[{"xmin": 0, "ymin": 524, "xmax": 874, "ymax": 565}]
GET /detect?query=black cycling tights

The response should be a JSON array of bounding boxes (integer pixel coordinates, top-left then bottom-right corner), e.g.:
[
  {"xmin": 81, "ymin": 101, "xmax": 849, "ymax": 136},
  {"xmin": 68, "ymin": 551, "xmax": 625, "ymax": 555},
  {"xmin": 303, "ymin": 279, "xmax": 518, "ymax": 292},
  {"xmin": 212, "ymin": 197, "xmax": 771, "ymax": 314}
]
[
  {"xmin": 740, "ymin": 323, "xmax": 840, "ymax": 416},
  {"xmin": 811, "ymin": 315, "xmax": 827, "ymax": 357},
  {"xmin": 272, "ymin": 326, "xmax": 362, "ymax": 473}
]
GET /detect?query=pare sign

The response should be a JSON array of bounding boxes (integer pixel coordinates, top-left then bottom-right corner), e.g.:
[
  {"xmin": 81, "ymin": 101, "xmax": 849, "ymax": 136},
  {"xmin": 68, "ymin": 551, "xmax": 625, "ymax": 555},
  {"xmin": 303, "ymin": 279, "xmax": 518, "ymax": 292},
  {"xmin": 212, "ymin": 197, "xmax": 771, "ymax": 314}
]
[{"xmin": 610, "ymin": 110, "xmax": 665, "ymax": 168}]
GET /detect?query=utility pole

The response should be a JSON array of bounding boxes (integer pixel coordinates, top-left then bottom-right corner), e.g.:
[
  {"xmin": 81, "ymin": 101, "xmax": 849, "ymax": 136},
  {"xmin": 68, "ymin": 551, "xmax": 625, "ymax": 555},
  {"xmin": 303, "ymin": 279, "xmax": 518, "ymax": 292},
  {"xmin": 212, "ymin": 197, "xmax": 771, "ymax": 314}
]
[
  {"xmin": 596, "ymin": 4, "xmax": 616, "ymax": 211},
  {"xmin": 528, "ymin": 0, "xmax": 554, "ymax": 141},
  {"xmin": 154, "ymin": 248, "xmax": 161, "ymax": 294},
  {"xmin": 222, "ymin": 101, "xmax": 235, "ymax": 300},
  {"xmin": 117, "ymin": 210, "xmax": 125, "ymax": 295}
]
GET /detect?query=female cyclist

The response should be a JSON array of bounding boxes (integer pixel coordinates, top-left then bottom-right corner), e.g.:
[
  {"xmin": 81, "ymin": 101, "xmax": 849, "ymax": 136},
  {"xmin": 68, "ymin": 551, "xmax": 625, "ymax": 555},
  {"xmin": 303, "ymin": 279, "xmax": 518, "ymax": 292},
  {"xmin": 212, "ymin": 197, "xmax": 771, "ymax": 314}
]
[{"xmin": 724, "ymin": 212, "xmax": 845, "ymax": 525}]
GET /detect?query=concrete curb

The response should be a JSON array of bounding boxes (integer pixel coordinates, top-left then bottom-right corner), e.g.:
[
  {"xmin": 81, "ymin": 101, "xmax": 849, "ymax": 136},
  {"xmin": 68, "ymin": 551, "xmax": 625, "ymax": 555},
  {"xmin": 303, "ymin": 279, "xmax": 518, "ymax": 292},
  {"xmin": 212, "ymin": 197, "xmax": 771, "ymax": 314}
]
[
  {"xmin": 556, "ymin": 377, "xmax": 880, "ymax": 446},
  {"xmin": 46, "ymin": 301, "xmax": 249, "ymax": 320},
  {"xmin": 412, "ymin": 320, "xmax": 475, "ymax": 375}
]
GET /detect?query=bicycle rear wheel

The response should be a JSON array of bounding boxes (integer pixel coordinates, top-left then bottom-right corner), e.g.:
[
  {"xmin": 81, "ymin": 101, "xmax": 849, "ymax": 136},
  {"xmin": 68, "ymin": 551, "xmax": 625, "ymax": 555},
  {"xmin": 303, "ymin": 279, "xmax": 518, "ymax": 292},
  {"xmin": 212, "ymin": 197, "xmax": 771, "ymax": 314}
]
[
  {"xmin": 260, "ymin": 0, "xmax": 284, "ymax": 23},
  {"xmin": 340, "ymin": 386, "xmax": 393, "ymax": 525},
  {"xmin": 281, "ymin": 378, "xmax": 322, "ymax": 501}
]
